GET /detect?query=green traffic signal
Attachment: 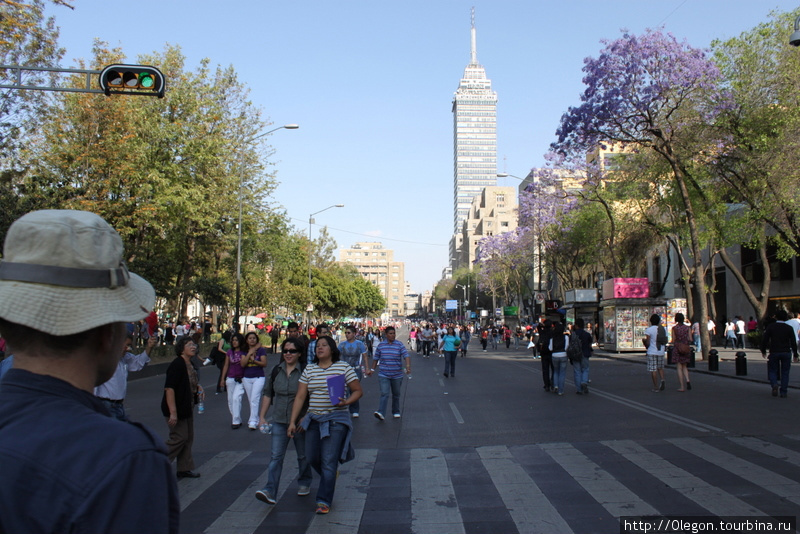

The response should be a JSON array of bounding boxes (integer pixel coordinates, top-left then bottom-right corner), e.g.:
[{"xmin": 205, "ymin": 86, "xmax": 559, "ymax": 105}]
[{"xmin": 99, "ymin": 64, "xmax": 165, "ymax": 98}]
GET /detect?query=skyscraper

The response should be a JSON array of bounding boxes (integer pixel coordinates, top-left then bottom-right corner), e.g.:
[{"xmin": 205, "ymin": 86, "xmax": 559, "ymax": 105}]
[{"xmin": 452, "ymin": 8, "xmax": 497, "ymax": 234}]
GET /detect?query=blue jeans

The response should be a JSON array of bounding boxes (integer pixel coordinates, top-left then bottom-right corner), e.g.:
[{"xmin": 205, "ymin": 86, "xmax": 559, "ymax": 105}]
[
  {"xmin": 572, "ymin": 356, "xmax": 589, "ymax": 391},
  {"xmin": 378, "ymin": 376, "xmax": 402, "ymax": 416},
  {"xmin": 348, "ymin": 367, "xmax": 363, "ymax": 415},
  {"xmin": 767, "ymin": 352, "xmax": 792, "ymax": 395},
  {"xmin": 693, "ymin": 333, "xmax": 701, "ymax": 353},
  {"xmin": 552, "ymin": 356, "xmax": 568, "ymax": 392},
  {"xmin": 263, "ymin": 422, "xmax": 312, "ymax": 496},
  {"xmin": 443, "ymin": 351, "xmax": 457, "ymax": 376},
  {"xmin": 305, "ymin": 420, "xmax": 347, "ymax": 506}
]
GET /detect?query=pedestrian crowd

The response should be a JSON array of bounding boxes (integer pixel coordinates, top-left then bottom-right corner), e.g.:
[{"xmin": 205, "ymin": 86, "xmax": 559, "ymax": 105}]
[{"xmin": 0, "ymin": 209, "xmax": 798, "ymax": 532}]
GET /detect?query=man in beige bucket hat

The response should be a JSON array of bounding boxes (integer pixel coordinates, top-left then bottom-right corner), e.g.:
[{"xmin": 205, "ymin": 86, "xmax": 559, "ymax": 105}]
[{"xmin": 0, "ymin": 210, "xmax": 179, "ymax": 534}]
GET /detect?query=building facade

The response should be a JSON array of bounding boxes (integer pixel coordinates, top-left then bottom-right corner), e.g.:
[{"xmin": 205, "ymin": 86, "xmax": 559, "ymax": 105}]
[
  {"xmin": 339, "ymin": 242, "xmax": 406, "ymax": 318},
  {"xmin": 450, "ymin": 9, "xmax": 497, "ymax": 272},
  {"xmin": 458, "ymin": 186, "xmax": 519, "ymax": 269}
]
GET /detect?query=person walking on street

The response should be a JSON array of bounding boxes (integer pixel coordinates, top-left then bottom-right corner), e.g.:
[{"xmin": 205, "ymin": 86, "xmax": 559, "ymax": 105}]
[
  {"xmin": 439, "ymin": 326, "xmax": 460, "ymax": 378},
  {"xmin": 242, "ymin": 331, "xmax": 268, "ymax": 430},
  {"xmin": 220, "ymin": 333, "xmax": 247, "ymax": 428},
  {"xmin": 538, "ymin": 319, "xmax": 554, "ymax": 392},
  {"xmin": 724, "ymin": 319, "xmax": 738, "ymax": 349},
  {"xmin": 288, "ymin": 336, "xmax": 362, "ymax": 515},
  {"xmin": 255, "ymin": 338, "xmax": 312, "ymax": 505},
  {"xmin": 736, "ymin": 316, "xmax": 747, "ymax": 350},
  {"xmin": 671, "ymin": 313, "xmax": 693, "ymax": 392},
  {"xmin": 0, "ymin": 210, "xmax": 178, "ymax": 534},
  {"xmin": 761, "ymin": 309, "xmax": 799, "ymax": 398},
  {"xmin": 162, "ymin": 337, "xmax": 203, "ymax": 479},
  {"xmin": 573, "ymin": 318, "xmax": 593, "ymax": 394},
  {"xmin": 643, "ymin": 314, "xmax": 667, "ymax": 392},
  {"xmin": 338, "ymin": 326, "xmax": 368, "ymax": 417},
  {"xmin": 371, "ymin": 326, "xmax": 410, "ymax": 420},
  {"xmin": 548, "ymin": 321, "xmax": 568, "ymax": 396},
  {"xmin": 459, "ymin": 324, "xmax": 471, "ymax": 357}
]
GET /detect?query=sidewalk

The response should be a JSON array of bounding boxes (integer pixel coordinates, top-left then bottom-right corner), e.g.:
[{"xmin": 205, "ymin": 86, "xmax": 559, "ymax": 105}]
[{"xmin": 594, "ymin": 345, "xmax": 800, "ymax": 390}]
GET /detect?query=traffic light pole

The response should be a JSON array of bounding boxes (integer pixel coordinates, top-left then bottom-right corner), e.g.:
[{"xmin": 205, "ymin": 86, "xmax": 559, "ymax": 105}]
[
  {"xmin": 1, "ymin": 64, "xmax": 165, "ymax": 97},
  {"xmin": 0, "ymin": 65, "xmax": 104, "ymax": 94}
]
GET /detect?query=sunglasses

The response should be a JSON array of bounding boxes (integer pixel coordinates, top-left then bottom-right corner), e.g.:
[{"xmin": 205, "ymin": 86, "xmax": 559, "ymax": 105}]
[{"xmin": 283, "ymin": 349, "xmax": 300, "ymax": 354}]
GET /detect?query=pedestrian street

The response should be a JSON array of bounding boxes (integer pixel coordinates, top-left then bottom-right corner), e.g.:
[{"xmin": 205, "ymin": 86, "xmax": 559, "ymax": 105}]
[{"xmin": 124, "ymin": 331, "xmax": 800, "ymax": 534}]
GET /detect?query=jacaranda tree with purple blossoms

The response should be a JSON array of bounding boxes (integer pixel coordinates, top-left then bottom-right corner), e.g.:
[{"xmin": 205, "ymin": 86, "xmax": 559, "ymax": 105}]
[{"xmin": 552, "ymin": 29, "xmax": 732, "ymax": 359}]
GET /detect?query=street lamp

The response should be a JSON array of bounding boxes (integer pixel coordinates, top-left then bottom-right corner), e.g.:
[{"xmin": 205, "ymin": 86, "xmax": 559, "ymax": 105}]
[
  {"xmin": 790, "ymin": 15, "xmax": 800, "ymax": 46},
  {"xmin": 456, "ymin": 283, "xmax": 468, "ymax": 322},
  {"xmin": 307, "ymin": 204, "xmax": 345, "ymax": 321},
  {"xmin": 235, "ymin": 124, "xmax": 299, "ymax": 332}
]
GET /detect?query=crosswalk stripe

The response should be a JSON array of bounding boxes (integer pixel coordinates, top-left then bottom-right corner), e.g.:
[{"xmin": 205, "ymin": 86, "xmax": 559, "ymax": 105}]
[
  {"xmin": 203, "ymin": 450, "xmax": 299, "ymax": 534},
  {"xmin": 669, "ymin": 437, "xmax": 800, "ymax": 505},
  {"xmin": 305, "ymin": 448, "xmax": 378, "ymax": 534},
  {"xmin": 478, "ymin": 445, "xmax": 574, "ymax": 534},
  {"xmin": 411, "ymin": 448, "xmax": 466, "ymax": 534},
  {"xmin": 540, "ymin": 442, "xmax": 658, "ymax": 517},
  {"xmin": 730, "ymin": 436, "xmax": 800, "ymax": 468},
  {"xmin": 601, "ymin": 439, "xmax": 762, "ymax": 516},
  {"xmin": 179, "ymin": 450, "xmax": 251, "ymax": 512}
]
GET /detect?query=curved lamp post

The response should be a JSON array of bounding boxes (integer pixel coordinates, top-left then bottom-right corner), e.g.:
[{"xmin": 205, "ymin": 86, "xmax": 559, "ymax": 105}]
[
  {"xmin": 307, "ymin": 204, "xmax": 344, "ymax": 323},
  {"xmin": 790, "ymin": 15, "xmax": 800, "ymax": 46},
  {"xmin": 235, "ymin": 124, "xmax": 299, "ymax": 332}
]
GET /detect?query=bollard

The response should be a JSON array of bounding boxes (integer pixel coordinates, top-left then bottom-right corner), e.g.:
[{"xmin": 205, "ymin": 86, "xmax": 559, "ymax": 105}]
[
  {"xmin": 689, "ymin": 347, "xmax": 696, "ymax": 368},
  {"xmin": 735, "ymin": 351, "xmax": 747, "ymax": 376},
  {"xmin": 708, "ymin": 349, "xmax": 719, "ymax": 372}
]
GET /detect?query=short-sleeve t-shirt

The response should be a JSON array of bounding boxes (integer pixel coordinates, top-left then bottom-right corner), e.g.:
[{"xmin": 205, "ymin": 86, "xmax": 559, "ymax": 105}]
[
  {"xmin": 338, "ymin": 340, "xmax": 366, "ymax": 368},
  {"xmin": 300, "ymin": 361, "xmax": 358, "ymax": 415},
  {"xmin": 645, "ymin": 325, "xmax": 664, "ymax": 355}
]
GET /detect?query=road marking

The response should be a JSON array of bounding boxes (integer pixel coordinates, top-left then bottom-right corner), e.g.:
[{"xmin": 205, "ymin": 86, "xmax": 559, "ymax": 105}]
[
  {"xmin": 180, "ymin": 450, "xmax": 250, "ymax": 511},
  {"xmin": 411, "ymin": 448, "xmax": 465, "ymax": 534},
  {"xmin": 730, "ymin": 436, "xmax": 800, "ymax": 468},
  {"xmin": 669, "ymin": 437, "xmax": 800, "ymax": 505},
  {"xmin": 478, "ymin": 446, "xmax": 574, "ymax": 534},
  {"xmin": 204, "ymin": 450, "xmax": 298, "ymax": 534},
  {"xmin": 506, "ymin": 359, "xmax": 725, "ymax": 433},
  {"xmin": 306, "ymin": 448, "xmax": 377, "ymax": 534},
  {"xmin": 449, "ymin": 402, "xmax": 464, "ymax": 424},
  {"xmin": 601, "ymin": 439, "xmax": 762, "ymax": 517},
  {"xmin": 540, "ymin": 442, "xmax": 658, "ymax": 517}
]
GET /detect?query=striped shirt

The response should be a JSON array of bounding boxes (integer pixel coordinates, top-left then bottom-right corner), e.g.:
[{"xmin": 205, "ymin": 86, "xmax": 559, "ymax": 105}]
[
  {"xmin": 374, "ymin": 340, "xmax": 409, "ymax": 379},
  {"xmin": 300, "ymin": 361, "xmax": 358, "ymax": 414}
]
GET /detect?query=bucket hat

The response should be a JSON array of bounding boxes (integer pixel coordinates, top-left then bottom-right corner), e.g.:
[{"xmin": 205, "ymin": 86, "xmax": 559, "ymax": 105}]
[{"xmin": 0, "ymin": 210, "xmax": 155, "ymax": 336}]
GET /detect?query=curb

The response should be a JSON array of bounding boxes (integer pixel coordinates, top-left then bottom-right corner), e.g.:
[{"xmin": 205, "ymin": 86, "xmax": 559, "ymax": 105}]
[{"xmin": 593, "ymin": 351, "xmax": 799, "ymax": 390}]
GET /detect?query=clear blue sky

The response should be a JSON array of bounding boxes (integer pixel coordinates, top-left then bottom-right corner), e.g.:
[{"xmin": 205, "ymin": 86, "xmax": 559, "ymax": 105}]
[{"xmin": 45, "ymin": 0, "xmax": 798, "ymax": 293}]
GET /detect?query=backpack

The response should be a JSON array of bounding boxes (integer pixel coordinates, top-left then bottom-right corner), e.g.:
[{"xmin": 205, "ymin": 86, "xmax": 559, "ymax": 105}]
[
  {"xmin": 567, "ymin": 332, "xmax": 583, "ymax": 363},
  {"xmin": 656, "ymin": 325, "xmax": 668, "ymax": 350}
]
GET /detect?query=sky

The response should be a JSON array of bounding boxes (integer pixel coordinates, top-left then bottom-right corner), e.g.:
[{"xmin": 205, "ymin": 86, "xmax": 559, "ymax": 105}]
[{"xmin": 43, "ymin": 0, "xmax": 799, "ymax": 294}]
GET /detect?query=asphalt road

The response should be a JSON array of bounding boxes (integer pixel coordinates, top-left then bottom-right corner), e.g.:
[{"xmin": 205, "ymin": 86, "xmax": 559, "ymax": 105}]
[{"xmin": 124, "ymin": 328, "xmax": 800, "ymax": 533}]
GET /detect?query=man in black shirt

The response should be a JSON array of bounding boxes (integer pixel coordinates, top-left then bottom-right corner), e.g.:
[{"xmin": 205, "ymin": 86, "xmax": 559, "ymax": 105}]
[{"xmin": 760, "ymin": 309, "xmax": 799, "ymax": 398}]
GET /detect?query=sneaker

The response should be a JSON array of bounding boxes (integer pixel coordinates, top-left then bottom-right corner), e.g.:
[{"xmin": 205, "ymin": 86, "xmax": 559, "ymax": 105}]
[
  {"xmin": 553, "ymin": 387, "xmax": 559, "ymax": 395},
  {"xmin": 255, "ymin": 490, "xmax": 276, "ymax": 505},
  {"xmin": 374, "ymin": 411, "xmax": 384, "ymax": 421},
  {"xmin": 772, "ymin": 385, "xmax": 779, "ymax": 397},
  {"xmin": 351, "ymin": 413, "xmax": 359, "ymax": 418},
  {"xmin": 659, "ymin": 380, "xmax": 665, "ymax": 391},
  {"xmin": 177, "ymin": 470, "xmax": 201, "ymax": 479},
  {"xmin": 315, "ymin": 503, "xmax": 330, "ymax": 514},
  {"xmin": 393, "ymin": 413, "xmax": 401, "ymax": 419},
  {"xmin": 582, "ymin": 383, "xmax": 589, "ymax": 394},
  {"xmin": 297, "ymin": 486, "xmax": 311, "ymax": 496}
]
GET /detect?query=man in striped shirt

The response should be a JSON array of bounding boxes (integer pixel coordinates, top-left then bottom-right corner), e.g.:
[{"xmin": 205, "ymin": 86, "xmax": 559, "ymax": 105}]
[{"xmin": 371, "ymin": 326, "xmax": 411, "ymax": 420}]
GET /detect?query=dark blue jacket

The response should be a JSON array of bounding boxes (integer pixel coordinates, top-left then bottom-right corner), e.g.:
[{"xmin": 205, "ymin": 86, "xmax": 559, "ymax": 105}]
[{"xmin": 0, "ymin": 369, "xmax": 179, "ymax": 534}]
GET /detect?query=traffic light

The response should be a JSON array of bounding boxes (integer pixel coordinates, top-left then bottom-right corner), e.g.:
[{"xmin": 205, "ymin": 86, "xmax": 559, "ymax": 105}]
[{"xmin": 99, "ymin": 64, "xmax": 165, "ymax": 98}]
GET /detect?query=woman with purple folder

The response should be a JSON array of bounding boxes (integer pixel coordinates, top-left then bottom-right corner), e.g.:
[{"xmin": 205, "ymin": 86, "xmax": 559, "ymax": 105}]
[{"xmin": 288, "ymin": 335, "xmax": 362, "ymax": 515}]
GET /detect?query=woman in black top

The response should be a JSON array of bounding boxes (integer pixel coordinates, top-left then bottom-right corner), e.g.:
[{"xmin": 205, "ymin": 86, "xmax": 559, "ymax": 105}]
[{"xmin": 161, "ymin": 337, "xmax": 202, "ymax": 478}]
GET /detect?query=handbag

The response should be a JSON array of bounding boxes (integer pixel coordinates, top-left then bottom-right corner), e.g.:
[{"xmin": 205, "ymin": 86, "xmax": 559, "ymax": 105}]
[{"xmin": 675, "ymin": 341, "xmax": 692, "ymax": 357}]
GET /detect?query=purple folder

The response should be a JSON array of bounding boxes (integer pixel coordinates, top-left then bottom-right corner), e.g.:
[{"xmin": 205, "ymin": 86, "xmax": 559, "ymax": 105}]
[{"xmin": 326, "ymin": 374, "xmax": 346, "ymax": 405}]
